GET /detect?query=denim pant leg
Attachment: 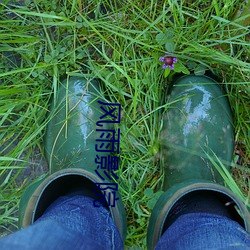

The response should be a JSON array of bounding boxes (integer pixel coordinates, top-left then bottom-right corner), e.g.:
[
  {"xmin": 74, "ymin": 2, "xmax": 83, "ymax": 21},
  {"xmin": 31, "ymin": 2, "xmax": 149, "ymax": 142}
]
[
  {"xmin": 0, "ymin": 196, "xmax": 123, "ymax": 250},
  {"xmin": 155, "ymin": 213, "xmax": 250, "ymax": 250}
]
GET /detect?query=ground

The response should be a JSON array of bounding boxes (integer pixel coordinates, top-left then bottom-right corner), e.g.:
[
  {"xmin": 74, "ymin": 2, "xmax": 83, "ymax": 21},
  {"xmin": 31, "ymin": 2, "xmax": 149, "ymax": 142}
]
[{"xmin": 0, "ymin": 0, "xmax": 249, "ymax": 248}]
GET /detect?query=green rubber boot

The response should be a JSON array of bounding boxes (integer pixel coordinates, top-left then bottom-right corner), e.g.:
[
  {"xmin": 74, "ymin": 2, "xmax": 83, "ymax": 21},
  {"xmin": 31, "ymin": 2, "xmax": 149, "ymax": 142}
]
[
  {"xmin": 19, "ymin": 77, "xmax": 127, "ymax": 243},
  {"xmin": 147, "ymin": 75, "xmax": 250, "ymax": 249}
]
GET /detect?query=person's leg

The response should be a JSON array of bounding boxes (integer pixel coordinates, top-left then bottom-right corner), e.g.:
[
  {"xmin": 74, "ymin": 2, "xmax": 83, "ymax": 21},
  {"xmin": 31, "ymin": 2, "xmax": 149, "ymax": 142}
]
[
  {"xmin": 147, "ymin": 75, "xmax": 250, "ymax": 249},
  {"xmin": 155, "ymin": 213, "xmax": 250, "ymax": 250},
  {"xmin": 0, "ymin": 196, "xmax": 123, "ymax": 250},
  {"xmin": 17, "ymin": 77, "xmax": 127, "ymax": 248}
]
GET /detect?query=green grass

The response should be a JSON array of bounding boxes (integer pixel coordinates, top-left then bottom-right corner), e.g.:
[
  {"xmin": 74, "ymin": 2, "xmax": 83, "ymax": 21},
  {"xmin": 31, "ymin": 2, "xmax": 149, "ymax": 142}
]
[{"xmin": 0, "ymin": 0, "xmax": 250, "ymax": 248}]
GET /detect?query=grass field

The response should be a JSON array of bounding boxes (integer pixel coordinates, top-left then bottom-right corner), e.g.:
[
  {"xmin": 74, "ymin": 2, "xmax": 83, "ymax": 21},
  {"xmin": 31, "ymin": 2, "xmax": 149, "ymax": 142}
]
[{"xmin": 0, "ymin": 0, "xmax": 249, "ymax": 248}]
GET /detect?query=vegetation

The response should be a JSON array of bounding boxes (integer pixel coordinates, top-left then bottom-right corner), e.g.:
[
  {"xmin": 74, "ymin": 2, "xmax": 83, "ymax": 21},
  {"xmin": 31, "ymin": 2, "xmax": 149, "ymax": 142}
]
[{"xmin": 0, "ymin": 0, "xmax": 249, "ymax": 248}]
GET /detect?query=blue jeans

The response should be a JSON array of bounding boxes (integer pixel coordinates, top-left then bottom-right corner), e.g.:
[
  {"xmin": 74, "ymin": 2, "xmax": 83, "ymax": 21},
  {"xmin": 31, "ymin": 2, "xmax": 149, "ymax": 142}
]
[
  {"xmin": 156, "ymin": 213, "xmax": 250, "ymax": 250},
  {"xmin": 0, "ymin": 196, "xmax": 123, "ymax": 250},
  {"xmin": 0, "ymin": 196, "xmax": 249, "ymax": 249}
]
